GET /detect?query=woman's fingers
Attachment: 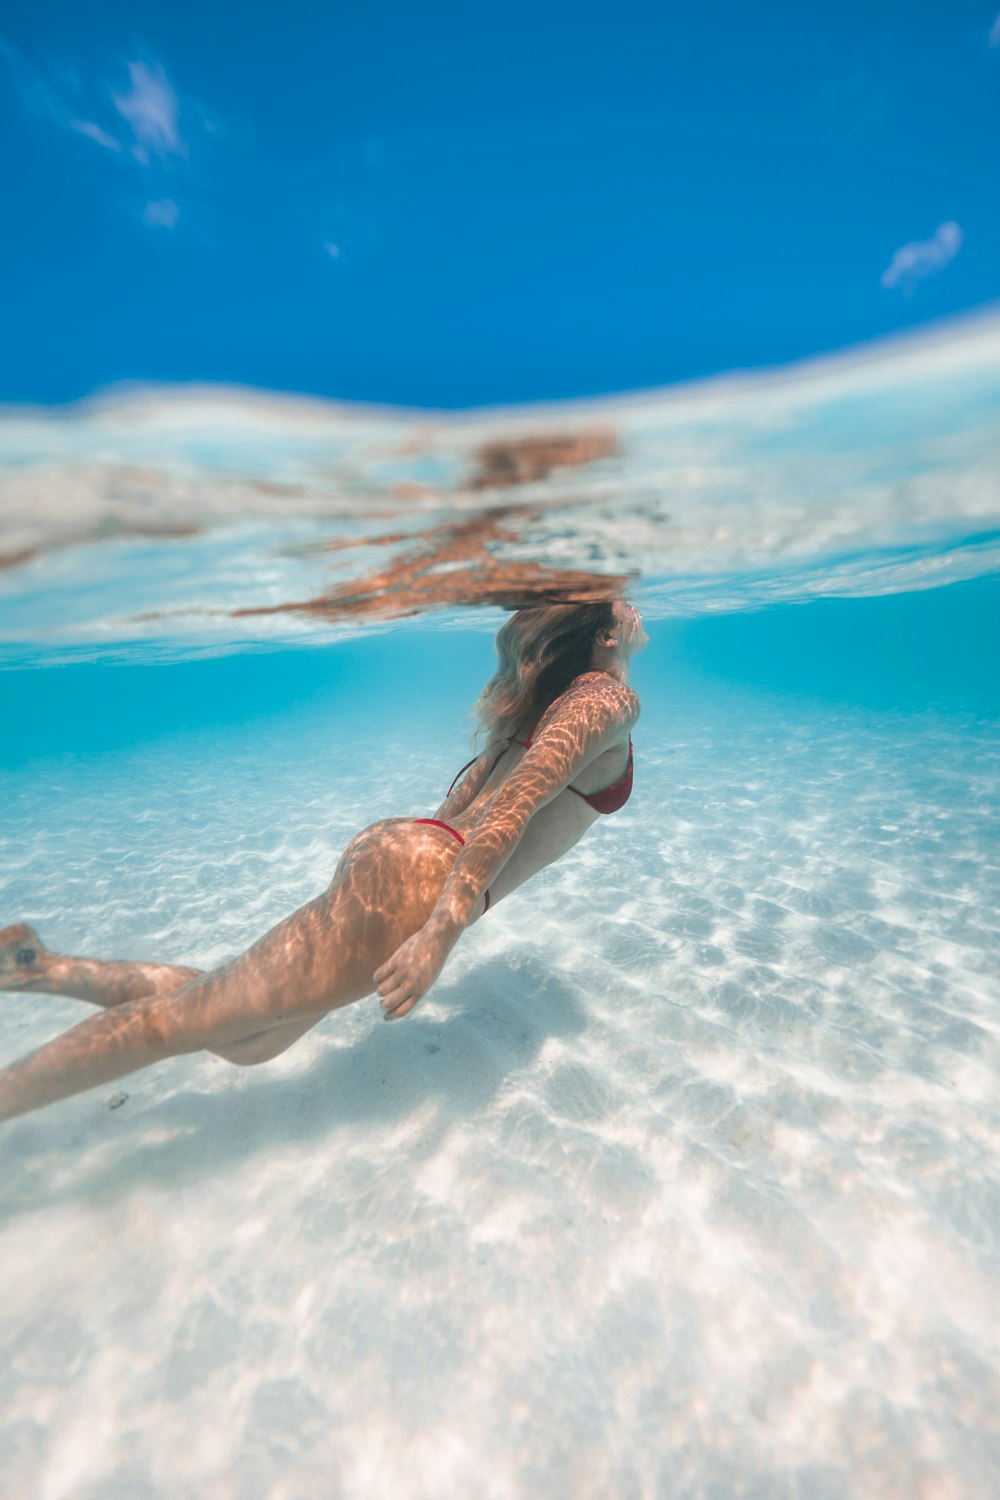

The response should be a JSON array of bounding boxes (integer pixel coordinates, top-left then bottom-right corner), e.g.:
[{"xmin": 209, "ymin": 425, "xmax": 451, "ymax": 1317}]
[
  {"xmin": 382, "ymin": 990, "xmax": 414, "ymax": 1019},
  {"xmin": 373, "ymin": 955, "xmax": 416, "ymax": 1015},
  {"xmin": 376, "ymin": 968, "xmax": 407, "ymax": 996},
  {"xmin": 380, "ymin": 975, "xmax": 415, "ymax": 1005},
  {"xmin": 384, "ymin": 993, "xmax": 418, "ymax": 1021},
  {"xmin": 374, "ymin": 957, "xmax": 403, "ymax": 995},
  {"xmin": 378, "ymin": 963, "xmax": 422, "ymax": 1017},
  {"xmin": 374, "ymin": 930, "xmax": 443, "ymax": 1017}
]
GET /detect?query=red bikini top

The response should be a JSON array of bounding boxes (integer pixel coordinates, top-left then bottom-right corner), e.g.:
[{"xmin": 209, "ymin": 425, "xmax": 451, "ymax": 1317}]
[{"xmin": 448, "ymin": 733, "xmax": 634, "ymax": 815}]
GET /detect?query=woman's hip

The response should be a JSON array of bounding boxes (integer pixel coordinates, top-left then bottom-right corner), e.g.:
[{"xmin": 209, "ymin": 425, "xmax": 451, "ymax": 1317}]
[{"xmin": 329, "ymin": 817, "xmax": 488, "ymax": 934}]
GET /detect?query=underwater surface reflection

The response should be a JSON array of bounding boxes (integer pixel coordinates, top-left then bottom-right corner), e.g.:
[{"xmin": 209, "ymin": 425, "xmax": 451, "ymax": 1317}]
[{"xmin": 1, "ymin": 310, "xmax": 999, "ymax": 658}]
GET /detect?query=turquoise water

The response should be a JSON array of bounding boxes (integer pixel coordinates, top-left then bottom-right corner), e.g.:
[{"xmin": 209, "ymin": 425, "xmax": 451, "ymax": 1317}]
[{"xmin": 2, "ymin": 323, "xmax": 999, "ymax": 1498}]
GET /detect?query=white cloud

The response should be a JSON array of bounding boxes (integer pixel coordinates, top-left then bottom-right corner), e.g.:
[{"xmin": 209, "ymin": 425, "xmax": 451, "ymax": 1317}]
[
  {"xmin": 0, "ymin": 40, "xmax": 202, "ymax": 170},
  {"xmin": 111, "ymin": 60, "xmax": 186, "ymax": 164},
  {"xmin": 70, "ymin": 119, "xmax": 122, "ymax": 153},
  {"xmin": 324, "ymin": 242, "xmax": 341, "ymax": 258},
  {"xmin": 990, "ymin": 13, "xmax": 1000, "ymax": 47},
  {"xmin": 141, "ymin": 198, "xmax": 180, "ymax": 229},
  {"xmin": 0, "ymin": 41, "xmax": 223, "ymax": 234},
  {"xmin": 880, "ymin": 221, "xmax": 963, "ymax": 292}
]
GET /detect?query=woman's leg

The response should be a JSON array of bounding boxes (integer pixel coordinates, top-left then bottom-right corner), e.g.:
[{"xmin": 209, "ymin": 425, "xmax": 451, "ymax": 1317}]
[
  {"xmin": 0, "ymin": 816, "xmax": 463, "ymax": 1122},
  {"xmin": 0, "ymin": 923, "xmax": 312, "ymax": 1067},
  {"xmin": 0, "ymin": 881, "xmax": 383, "ymax": 1122},
  {"xmin": 0, "ymin": 922, "xmax": 202, "ymax": 1003}
]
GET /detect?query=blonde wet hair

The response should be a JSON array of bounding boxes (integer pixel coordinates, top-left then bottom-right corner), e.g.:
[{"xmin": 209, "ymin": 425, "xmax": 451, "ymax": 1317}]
[{"xmin": 471, "ymin": 602, "xmax": 617, "ymax": 747}]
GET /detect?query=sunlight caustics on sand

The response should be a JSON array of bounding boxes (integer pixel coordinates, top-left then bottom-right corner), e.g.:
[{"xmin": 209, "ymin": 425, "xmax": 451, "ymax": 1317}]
[{"xmin": 2, "ymin": 663, "xmax": 999, "ymax": 1498}]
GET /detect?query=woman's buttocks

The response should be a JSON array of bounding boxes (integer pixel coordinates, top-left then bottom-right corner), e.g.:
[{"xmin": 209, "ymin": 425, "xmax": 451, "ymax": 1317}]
[
  {"xmin": 330, "ymin": 816, "xmax": 462, "ymax": 899},
  {"xmin": 333, "ymin": 815, "xmax": 440, "ymax": 866}
]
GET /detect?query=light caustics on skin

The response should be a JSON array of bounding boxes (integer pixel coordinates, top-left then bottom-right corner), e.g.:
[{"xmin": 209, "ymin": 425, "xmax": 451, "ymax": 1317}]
[
  {"xmin": 375, "ymin": 661, "xmax": 642, "ymax": 1018},
  {"xmin": 0, "ymin": 603, "xmax": 645, "ymax": 1119}
]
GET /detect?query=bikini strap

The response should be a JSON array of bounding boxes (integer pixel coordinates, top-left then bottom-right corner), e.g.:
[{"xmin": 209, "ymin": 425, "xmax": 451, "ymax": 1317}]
[
  {"xmin": 447, "ymin": 754, "xmax": 481, "ymax": 797},
  {"xmin": 448, "ymin": 733, "xmax": 532, "ymax": 798}
]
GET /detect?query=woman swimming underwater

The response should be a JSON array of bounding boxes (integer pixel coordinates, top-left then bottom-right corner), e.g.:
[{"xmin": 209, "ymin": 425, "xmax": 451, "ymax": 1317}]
[{"xmin": 0, "ymin": 600, "xmax": 647, "ymax": 1121}]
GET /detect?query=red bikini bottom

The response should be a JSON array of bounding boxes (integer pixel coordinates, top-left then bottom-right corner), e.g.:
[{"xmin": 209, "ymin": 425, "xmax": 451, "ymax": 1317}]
[{"xmin": 413, "ymin": 819, "xmax": 490, "ymax": 912}]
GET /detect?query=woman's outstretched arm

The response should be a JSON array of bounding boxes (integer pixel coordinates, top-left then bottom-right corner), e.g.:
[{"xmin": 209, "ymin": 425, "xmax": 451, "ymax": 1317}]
[{"xmin": 374, "ymin": 678, "xmax": 637, "ymax": 1018}]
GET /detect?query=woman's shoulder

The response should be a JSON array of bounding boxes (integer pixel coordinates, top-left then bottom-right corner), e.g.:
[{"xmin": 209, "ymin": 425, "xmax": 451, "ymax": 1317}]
[
  {"xmin": 570, "ymin": 671, "xmax": 640, "ymax": 719},
  {"xmin": 535, "ymin": 672, "xmax": 639, "ymax": 741}
]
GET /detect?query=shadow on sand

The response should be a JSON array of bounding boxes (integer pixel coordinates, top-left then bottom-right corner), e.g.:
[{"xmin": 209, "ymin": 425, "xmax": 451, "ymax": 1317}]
[{"xmin": 0, "ymin": 953, "xmax": 590, "ymax": 1219}]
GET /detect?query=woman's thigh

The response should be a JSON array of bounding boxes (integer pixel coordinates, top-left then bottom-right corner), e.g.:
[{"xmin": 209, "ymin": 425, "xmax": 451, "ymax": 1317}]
[{"xmin": 160, "ymin": 819, "xmax": 459, "ymax": 1052}]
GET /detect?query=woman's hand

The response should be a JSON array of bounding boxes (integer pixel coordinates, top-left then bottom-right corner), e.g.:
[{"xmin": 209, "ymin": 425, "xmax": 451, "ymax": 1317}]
[{"xmin": 373, "ymin": 923, "xmax": 455, "ymax": 1021}]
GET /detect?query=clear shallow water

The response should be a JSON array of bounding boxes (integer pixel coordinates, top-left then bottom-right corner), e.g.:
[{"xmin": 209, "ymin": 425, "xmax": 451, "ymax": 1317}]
[{"xmin": 2, "ymin": 324, "xmax": 1000, "ymax": 1498}]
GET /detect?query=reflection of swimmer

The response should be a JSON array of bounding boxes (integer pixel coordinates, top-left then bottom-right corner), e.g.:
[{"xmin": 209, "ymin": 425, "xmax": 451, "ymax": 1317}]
[{"xmin": 0, "ymin": 602, "xmax": 647, "ymax": 1121}]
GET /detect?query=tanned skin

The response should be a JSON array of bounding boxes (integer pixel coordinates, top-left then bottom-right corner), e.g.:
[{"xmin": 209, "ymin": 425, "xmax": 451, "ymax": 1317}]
[{"xmin": 0, "ymin": 603, "xmax": 647, "ymax": 1121}]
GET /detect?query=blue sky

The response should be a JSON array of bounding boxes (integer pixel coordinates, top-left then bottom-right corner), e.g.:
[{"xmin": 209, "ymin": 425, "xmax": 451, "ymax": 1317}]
[{"xmin": 2, "ymin": 1, "xmax": 999, "ymax": 409}]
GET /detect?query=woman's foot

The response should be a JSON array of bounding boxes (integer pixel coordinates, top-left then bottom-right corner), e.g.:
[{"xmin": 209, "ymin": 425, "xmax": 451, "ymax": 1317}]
[{"xmin": 0, "ymin": 924, "xmax": 49, "ymax": 989}]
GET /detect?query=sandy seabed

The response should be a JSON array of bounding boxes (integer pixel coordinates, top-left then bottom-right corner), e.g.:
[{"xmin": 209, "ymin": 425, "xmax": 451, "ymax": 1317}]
[{"xmin": 1, "ymin": 692, "xmax": 999, "ymax": 1500}]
